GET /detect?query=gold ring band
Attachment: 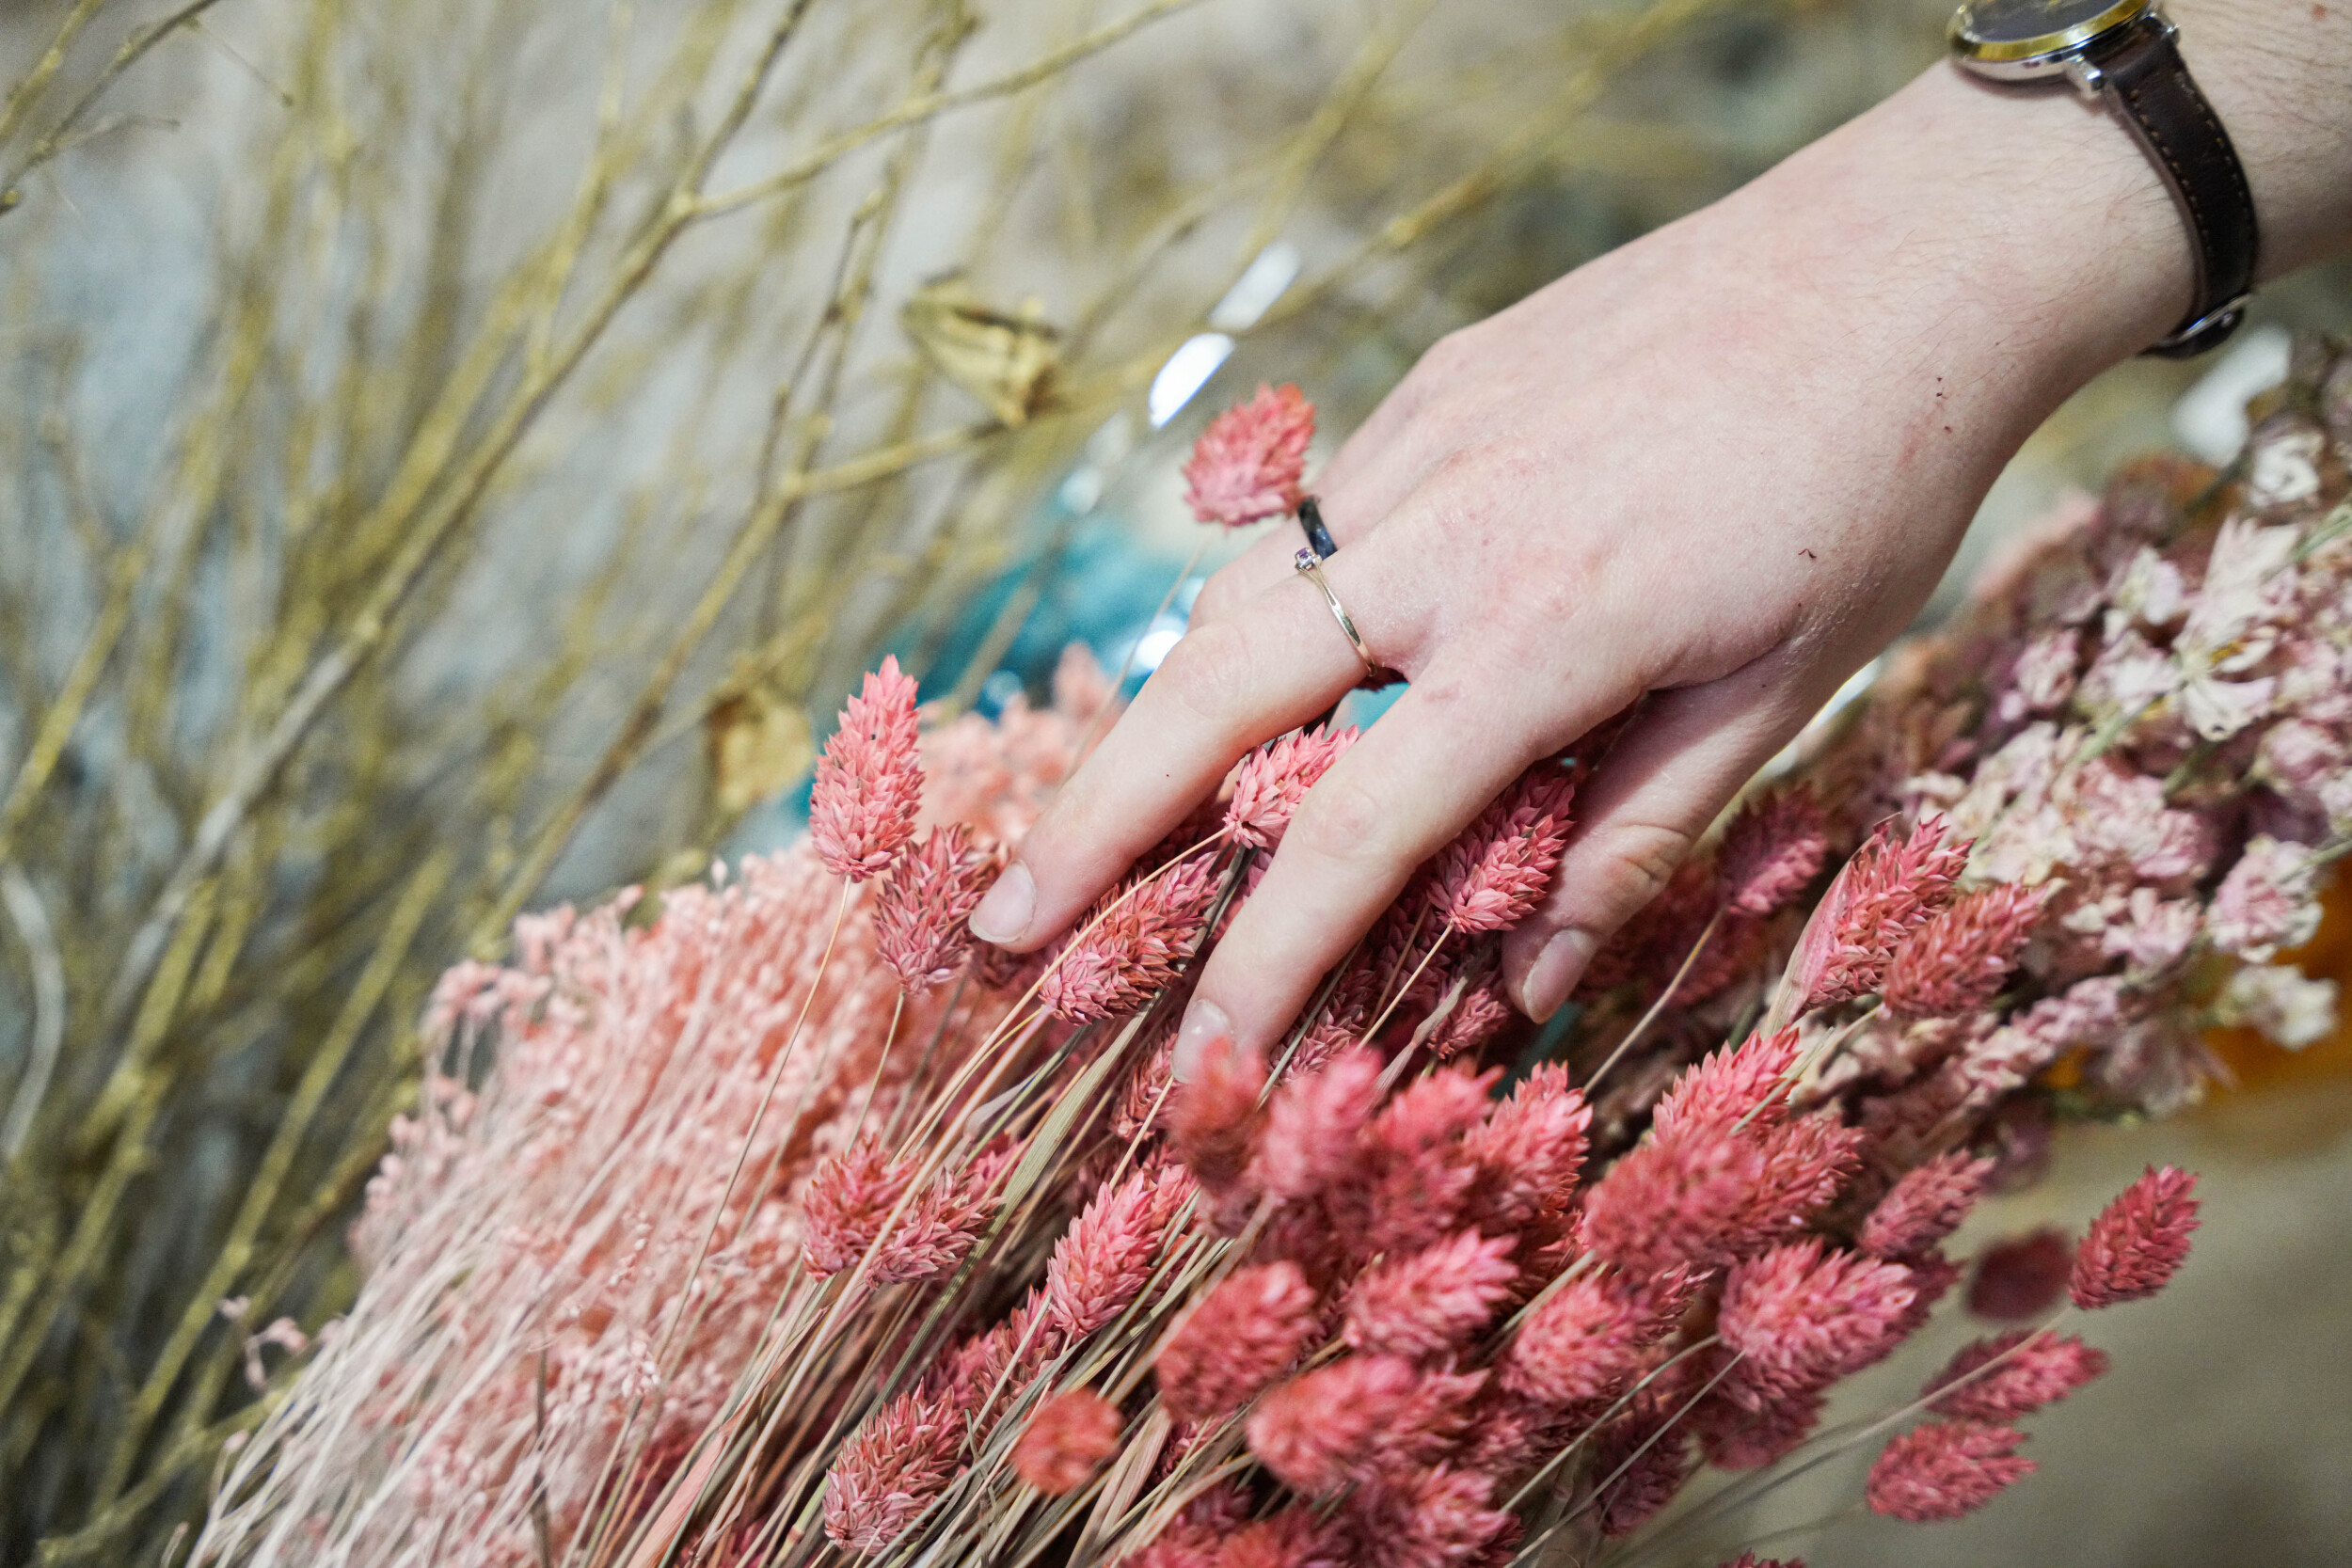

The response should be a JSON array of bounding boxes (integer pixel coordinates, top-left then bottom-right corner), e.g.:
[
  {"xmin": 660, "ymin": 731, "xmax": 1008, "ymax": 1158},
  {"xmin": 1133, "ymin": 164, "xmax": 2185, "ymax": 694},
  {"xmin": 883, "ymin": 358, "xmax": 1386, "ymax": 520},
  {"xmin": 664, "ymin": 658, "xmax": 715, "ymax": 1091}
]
[{"xmin": 1293, "ymin": 547, "xmax": 1377, "ymax": 677}]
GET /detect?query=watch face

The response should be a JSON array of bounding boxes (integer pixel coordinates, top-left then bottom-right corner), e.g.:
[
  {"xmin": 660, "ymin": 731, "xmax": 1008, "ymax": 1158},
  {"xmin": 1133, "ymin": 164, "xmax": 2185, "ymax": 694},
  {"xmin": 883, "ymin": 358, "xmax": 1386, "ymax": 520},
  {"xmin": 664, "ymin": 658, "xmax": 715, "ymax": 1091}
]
[{"xmin": 1964, "ymin": 0, "xmax": 2130, "ymax": 44}]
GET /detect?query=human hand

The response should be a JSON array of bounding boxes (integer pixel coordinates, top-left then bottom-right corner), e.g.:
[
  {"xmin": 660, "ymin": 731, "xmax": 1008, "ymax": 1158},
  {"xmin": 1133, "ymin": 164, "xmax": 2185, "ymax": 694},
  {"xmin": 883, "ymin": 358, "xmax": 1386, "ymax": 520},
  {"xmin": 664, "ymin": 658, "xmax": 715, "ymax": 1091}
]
[{"xmin": 970, "ymin": 20, "xmax": 2345, "ymax": 1072}]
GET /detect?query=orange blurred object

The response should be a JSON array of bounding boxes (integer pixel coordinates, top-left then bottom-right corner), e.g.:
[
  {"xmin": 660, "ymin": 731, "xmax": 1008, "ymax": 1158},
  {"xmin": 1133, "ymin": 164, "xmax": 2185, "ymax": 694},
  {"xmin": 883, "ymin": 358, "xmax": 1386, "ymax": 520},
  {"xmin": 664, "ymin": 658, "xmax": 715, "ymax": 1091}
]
[{"xmin": 2206, "ymin": 876, "xmax": 2352, "ymax": 1094}]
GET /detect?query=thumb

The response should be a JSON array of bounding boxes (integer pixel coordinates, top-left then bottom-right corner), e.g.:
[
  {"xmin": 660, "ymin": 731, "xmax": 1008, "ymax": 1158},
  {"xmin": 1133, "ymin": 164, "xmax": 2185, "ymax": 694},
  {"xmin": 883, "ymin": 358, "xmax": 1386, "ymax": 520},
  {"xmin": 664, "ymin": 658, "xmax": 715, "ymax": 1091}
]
[{"xmin": 1502, "ymin": 664, "xmax": 1825, "ymax": 1020}]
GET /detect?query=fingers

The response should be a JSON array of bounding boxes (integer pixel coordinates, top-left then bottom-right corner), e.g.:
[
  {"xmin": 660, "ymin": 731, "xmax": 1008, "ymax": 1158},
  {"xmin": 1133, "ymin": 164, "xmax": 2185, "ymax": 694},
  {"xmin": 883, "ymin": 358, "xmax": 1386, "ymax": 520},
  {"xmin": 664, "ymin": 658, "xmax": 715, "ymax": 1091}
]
[
  {"xmin": 972, "ymin": 546, "xmax": 1416, "ymax": 952},
  {"xmin": 1497, "ymin": 658, "xmax": 1825, "ymax": 1021},
  {"xmin": 1171, "ymin": 652, "xmax": 1644, "ymax": 1076}
]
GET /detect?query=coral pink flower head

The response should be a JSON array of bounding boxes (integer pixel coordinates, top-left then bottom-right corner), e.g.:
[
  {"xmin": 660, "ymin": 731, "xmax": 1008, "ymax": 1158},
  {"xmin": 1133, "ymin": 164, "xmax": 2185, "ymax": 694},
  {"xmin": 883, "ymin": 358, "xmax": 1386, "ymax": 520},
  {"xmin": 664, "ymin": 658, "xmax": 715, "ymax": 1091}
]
[
  {"xmin": 803, "ymin": 1138, "xmax": 914, "ymax": 1278},
  {"xmin": 1426, "ymin": 769, "xmax": 1577, "ymax": 934},
  {"xmin": 1594, "ymin": 1407, "xmax": 1694, "ymax": 1537},
  {"xmin": 1156, "ymin": 1260, "xmax": 1321, "ymax": 1421},
  {"xmin": 1343, "ymin": 1228, "xmax": 1518, "ymax": 1359},
  {"xmin": 1716, "ymin": 790, "xmax": 1830, "ymax": 917},
  {"xmin": 1342, "ymin": 1465, "xmax": 1518, "ymax": 1568},
  {"xmin": 1718, "ymin": 1239, "xmax": 1917, "ymax": 1402},
  {"xmin": 1462, "ymin": 1062, "xmax": 1591, "ymax": 1236},
  {"xmin": 1581, "ymin": 1129, "xmax": 1769, "ymax": 1276},
  {"xmin": 1170, "ymin": 1034, "xmax": 1268, "ymax": 1200},
  {"xmin": 1881, "ymin": 883, "xmax": 2048, "ymax": 1019},
  {"xmin": 1866, "ymin": 1421, "xmax": 2035, "ymax": 1522},
  {"xmin": 1785, "ymin": 816, "xmax": 1970, "ymax": 1013},
  {"xmin": 1926, "ymin": 1329, "xmax": 2108, "ymax": 1422},
  {"xmin": 1227, "ymin": 726, "xmax": 1359, "ymax": 849},
  {"xmin": 1040, "ymin": 855, "xmax": 1219, "ymax": 1022},
  {"xmin": 1012, "ymin": 1388, "xmax": 1123, "ymax": 1495},
  {"xmin": 1253, "ymin": 1047, "xmax": 1380, "ymax": 1202},
  {"xmin": 873, "ymin": 825, "xmax": 994, "ymax": 993},
  {"xmin": 1859, "ymin": 1150, "xmax": 1994, "ymax": 1259},
  {"xmin": 2070, "ymin": 1164, "xmax": 2200, "ymax": 1308},
  {"xmin": 1043, "ymin": 1164, "xmax": 1193, "ymax": 1337},
  {"xmin": 1649, "ymin": 1026, "xmax": 1803, "ymax": 1142},
  {"xmin": 1498, "ymin": 1268, "xmax": 1654, "ymax": 1408},
  {"xmin": 1183, "ymin": 384, "xmax": 1315, "ymax": 529},
  {"xmin": 811, "ymin": 656, "xmax": 924, "ymax": 882},
  {"xmin": 1717, "ymin": 1555, "xmax": 1806, "ymax": 1568},
  {"xmin": 1245, "ymin": 1354, "xmax": 1429, "ymax": 1496},
  {"xmin": 823, "ymin": 1392, "xmax": 964, "ymax": 1552}
]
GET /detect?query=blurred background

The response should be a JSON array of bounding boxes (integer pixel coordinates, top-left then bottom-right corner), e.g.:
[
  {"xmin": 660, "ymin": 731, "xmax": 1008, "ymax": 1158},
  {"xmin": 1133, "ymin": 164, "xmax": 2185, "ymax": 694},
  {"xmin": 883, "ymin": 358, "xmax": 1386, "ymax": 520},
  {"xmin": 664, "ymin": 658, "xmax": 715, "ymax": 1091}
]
[{"xmin": 1, "ymin": 0, "xmax": 2346, "ymax": 1560}]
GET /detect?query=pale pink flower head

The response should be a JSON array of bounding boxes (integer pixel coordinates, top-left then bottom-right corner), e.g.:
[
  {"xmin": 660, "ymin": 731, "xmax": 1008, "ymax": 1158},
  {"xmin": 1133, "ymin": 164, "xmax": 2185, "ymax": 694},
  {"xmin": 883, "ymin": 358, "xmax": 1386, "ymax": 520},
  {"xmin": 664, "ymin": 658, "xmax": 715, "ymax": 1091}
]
[
  {"xmin": 1786, "ymin": 816, "xmax": 1970, "ymax": 1013},
  {"xmin": 811, "ymin": 656, "xmax": 924, "ymax": 882},
  {"xmin": 1426, "ymin": 768, "xmax": 1577, "ymax": 934},
  {"xmin": 1859, "ymin": 1151, "xmax": 1994, "ymax": 1259},
  {"xmin": 1717, "ymin": 790, "xmax": 1830, "ymax": 917},
  {"xmin": 823, "ymin": 1391, "xmax": 964, "ymax": 1552},
  {"xmin": 1343, "ymin": 1228, "xmax": 1518, "ymax": 1359},
  {"xmin": 1717, "ymin": 1239, "xmax": 1918, "ymax": 1403},
  {"xmin": 1926, "ymin": 1328, "xmax": 2107, "ymax": 1422},
  {"xmin": 2069, "ymin": 1164, "xmax": 2200, "ymax": 1308},
  {"xmin": 1228, "ymin": 726, "xmax": 1359, "ymax": 849},
  {"xmin": 1184, "ymin": 384, "xmax": 1315, "ymax": 528},
  {"xmin": 1156, "ymin": 1260, "xmax": 1321, "ymax": 1421},
  {"xmin": 2208, "ymin": 834, "xmax": 2323, "ymax": 961},
  {"xmin": 1881, "ymin": 883, "xmax": 2047, "ymax": 1019},
  {"xmin": 1866, "ymin": 1421, "xmax": 2035, "ymax": 1522},
  {"xmin": 873, "ymin": 824, "xmax": 994, "ymax": 992},
  {"xmin": 1040, "ymin": 855, "xmax": 1219, "ymax": 1022},
  {"xmin": 1011, "ymin": 1388, "xmax": 1123, "ymax": 1495},
  {"xmin": 802, "ymin": 1138, "xmax": 914, "ymax": 1278},
  {"xmin": 1498, "ymin": 1267, "xmax": 1656, "ymax": 1408}
]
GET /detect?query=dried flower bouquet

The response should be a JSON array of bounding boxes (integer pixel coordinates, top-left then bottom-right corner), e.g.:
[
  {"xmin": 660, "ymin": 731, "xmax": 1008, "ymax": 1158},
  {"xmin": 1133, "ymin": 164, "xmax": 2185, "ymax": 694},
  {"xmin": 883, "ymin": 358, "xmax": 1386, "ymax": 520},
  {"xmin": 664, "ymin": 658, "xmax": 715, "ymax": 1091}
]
[{"xmin": 195, "ymin": 336, "xmax": 2352, "ymax": 1567}]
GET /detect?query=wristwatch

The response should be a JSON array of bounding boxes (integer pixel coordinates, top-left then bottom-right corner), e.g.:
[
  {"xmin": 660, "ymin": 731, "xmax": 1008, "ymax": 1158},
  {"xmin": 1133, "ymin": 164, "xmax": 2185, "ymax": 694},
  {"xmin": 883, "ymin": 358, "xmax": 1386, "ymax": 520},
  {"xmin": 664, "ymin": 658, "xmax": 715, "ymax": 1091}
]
[{"xmin": 1949, "ymin": 0, "xmax": 2259, "ymax": 357}]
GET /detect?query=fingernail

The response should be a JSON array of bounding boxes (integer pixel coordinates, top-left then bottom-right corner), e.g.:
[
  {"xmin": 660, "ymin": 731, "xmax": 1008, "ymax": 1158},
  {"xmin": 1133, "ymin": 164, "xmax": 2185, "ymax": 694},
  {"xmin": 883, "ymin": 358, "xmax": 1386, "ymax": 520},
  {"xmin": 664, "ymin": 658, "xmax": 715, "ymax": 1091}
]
[
  {"xmin": 1170, "ymin": 999, "xmax": 1232, "ymax": 1083},
  {"xmin": 1519, "ymin": 929, "xmax": 1597, "ymax": 1022},
  {"xmin": 969, "ymin": 863, "xmax": 1035, "ymax": 945}
]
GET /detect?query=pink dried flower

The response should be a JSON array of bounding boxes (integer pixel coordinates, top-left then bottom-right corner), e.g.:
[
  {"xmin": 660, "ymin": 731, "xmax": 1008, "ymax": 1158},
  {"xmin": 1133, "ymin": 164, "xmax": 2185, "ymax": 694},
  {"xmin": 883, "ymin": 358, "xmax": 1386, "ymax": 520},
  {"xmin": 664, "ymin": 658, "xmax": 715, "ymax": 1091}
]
[
  {"xmin": 1253, "ymin": 1048, "xmax": 1380, "ymax": 1202},
  {"xmin": 1169, "ymin": 1035, "xmax": 1268, "ymax": 1205},
  {"xmin": 1043, "ymin": 1164, "xmax": 1194, "ymax": 1337},
  {"xmin": 1425, "ymin": 974, "xmax": 1515, "ymax": 1063},
  {"xmin": 1967, "ymin": 1228, "xmax": 2076, "ymax": 1320},
  {"xmin": 2208, "ymin": 834, "xmax": 2324, "ymax": 960},
  {"xmin": 1717, "ymin": 1555, "xmax": 1806, "ymax": 1568},
  {"xmin": 823, "ymin": 1392, "xmax": 964, "ymax": 1552},
  {"xmin": 1717, "ymin": 790, "xmax": 1830, "ymax": 916},
  {"xmin": 1246, "ymin": 1355, "xmax": 1479, "ymax": 1496},
  {"xmin": 1859, "ymin": 1151, "xmax": 1994, "ymax": 1259},
  {"xmin": 1350, "ymin": 1066, "xmax": 1499, "ymax": 1257},
  {"xmin": 1184, "ymin": 384, "xmax": 1315, "ymax": 528},
  {"xmin": 1866, "ymin": 1421, "xmax": 2035, "ymax": 1522},
  {"xmin": 1012, "ymin": 1388, "xmax": 1123, "ymax": 1494},
  {"xmin": 803, "ymin": 1139, "xmax": 914, "ymax": 1278},
  {"xmin": 1228, "ymin": 726, "xmax": 1359, "ymax": 849},
  {"xmin": 811, "ymin": 657, "xmax": 924, "ymax": 882},
  {"xmin": 1461, "ymin": 1063, "xmax": 1591, "ymax": 1238},
  {"xmin": 1718, "ymin": 1240, "xmax": 1918, "ymax": 1404},
  {"xmin": 1926, "ymin": 1329, "xmax": 2108, "ymax": 1422},
  {"xmin": 1344, "ymin": 1229, "xmax": 1518, "ymax": 1358},
  {"xmin": 1693, "ymin": 1380, "xmax": 1823, "ymax": 1470},
  {"xmin": 1156, "ymin": 1261, "xmax": 1321, "ymax": 1421},
  {"xmin": 1881, "ymin": 884, "xmax": 2047, "ymax": 1019},
  {"xmin": 1594, "ymin": 1405, "xmax": 1694, "ymax": 1537},
  {"xmin": 1217, "ymin": 1509, "xmax": 1340, "ymax": 1568},
  {"xmin": 1649, "ymin": 1027, "xmax": 1803, "ymax": 1142},
  {"xmin": 1499, "ymin": 1269, "xmax": 1655, "ymax": 1408},
  {"xmin": 1343, "ymin": 1465, "xmax": 1518, "ymax": 1568},
  {"xmin": 1788, "ymin": 817, "xmax": 1970, "ymax": 1012},
  {"xmin": 1426, "ymin": 770, "xmax": 1578, "ymax": 934},
  {"xmin": 873, "ymin": 825, "xmax": 993, "ymax": 992},
  {"xmin": 1581, "ymin": 1132, "xmax": 1768, "ymax": 1277},
  {"xmin": 2070, "ymin": 1164, "xmax": 2201, "ymax": 1308},
  {"xmin": 1040, "ymin": 856, "xmax": 1220, "ymax": 1022}
]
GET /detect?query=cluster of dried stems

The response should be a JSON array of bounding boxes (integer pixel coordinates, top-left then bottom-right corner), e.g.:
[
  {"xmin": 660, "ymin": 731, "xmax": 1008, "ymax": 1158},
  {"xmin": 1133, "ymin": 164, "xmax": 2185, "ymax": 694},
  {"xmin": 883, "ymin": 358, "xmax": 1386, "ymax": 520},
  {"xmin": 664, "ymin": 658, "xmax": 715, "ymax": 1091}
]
[
  {"xmin": 0, "ymin": 0, "xmax": 1926, "ymax": 1558},
  {"xmin": 182, "ymin": 333, "xmax": 2352, "ymax": 1567}
]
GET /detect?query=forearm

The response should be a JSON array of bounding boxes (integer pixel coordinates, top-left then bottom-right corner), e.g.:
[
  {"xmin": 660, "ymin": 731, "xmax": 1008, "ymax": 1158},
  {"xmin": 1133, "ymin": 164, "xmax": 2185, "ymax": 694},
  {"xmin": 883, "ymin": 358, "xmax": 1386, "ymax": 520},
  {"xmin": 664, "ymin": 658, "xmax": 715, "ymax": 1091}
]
[{"xmin": 1705, "ymin": 0, "xmax": 2351, "ymax": 466}]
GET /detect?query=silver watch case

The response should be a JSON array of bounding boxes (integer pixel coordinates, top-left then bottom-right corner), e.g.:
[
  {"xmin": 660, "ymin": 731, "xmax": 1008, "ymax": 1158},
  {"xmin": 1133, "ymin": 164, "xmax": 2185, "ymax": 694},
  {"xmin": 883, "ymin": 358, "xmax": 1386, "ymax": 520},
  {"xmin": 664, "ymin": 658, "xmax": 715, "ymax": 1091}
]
[{"xmin": 1949, "ymin": 0, "xmax": 2164, "ymax": 96}]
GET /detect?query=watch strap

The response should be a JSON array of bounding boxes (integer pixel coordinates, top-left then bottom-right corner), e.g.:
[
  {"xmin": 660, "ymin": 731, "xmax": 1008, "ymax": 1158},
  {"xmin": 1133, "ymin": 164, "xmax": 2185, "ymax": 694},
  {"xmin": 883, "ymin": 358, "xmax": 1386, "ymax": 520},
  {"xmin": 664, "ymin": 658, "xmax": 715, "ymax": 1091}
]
[{"xmin": 2099, "ymin": 15, "xmax": 2260, "ymax": 356}]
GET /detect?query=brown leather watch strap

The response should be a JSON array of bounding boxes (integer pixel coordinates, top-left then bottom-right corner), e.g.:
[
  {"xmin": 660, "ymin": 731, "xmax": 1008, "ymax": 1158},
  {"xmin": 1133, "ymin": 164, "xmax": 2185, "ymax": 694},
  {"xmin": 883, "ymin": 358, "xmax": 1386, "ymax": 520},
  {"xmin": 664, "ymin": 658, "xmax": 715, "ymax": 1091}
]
[{"xmin": 2096, "ymin": 14, "xmax": 2261, "ymax": 357}]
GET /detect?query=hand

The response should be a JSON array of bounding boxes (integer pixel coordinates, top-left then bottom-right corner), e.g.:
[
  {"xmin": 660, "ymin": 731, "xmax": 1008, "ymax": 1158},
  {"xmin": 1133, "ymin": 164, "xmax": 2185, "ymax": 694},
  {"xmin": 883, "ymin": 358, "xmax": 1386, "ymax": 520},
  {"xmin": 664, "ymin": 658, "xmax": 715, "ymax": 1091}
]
[{"xmin": 970, "ymin": 14, "xmax": 2350, "ymax": 1072}]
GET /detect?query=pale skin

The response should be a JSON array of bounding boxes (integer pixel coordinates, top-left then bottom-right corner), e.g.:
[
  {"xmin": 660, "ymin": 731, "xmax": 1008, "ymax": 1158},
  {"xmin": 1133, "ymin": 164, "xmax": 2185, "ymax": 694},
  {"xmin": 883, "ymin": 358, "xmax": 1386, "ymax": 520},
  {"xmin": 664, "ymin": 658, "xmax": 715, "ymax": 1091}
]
[{"xmin": 971, "ymin": 0, "xmax": 2352, "ymax": 1075}]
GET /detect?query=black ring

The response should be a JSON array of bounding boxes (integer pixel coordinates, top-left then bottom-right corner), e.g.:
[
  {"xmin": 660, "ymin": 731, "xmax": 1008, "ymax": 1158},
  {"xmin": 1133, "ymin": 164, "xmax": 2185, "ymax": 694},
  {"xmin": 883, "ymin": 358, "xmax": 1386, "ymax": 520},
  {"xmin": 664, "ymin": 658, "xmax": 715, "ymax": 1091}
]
[{"xmin": 1297, "ymin": 496, "xmax": 1339, "ymax": 560}]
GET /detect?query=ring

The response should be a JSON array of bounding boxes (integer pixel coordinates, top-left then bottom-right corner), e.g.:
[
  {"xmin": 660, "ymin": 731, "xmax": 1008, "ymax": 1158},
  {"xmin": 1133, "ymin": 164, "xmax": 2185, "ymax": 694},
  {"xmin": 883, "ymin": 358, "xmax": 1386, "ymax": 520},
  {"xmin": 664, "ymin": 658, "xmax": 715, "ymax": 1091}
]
[
  {"xmin": 1294, "ymin": 547, "xmax": 1378, "ymax": 677},
  {"xmin": 1297, "ymin": 496, "xmax": 1339, "ymax": 560}
]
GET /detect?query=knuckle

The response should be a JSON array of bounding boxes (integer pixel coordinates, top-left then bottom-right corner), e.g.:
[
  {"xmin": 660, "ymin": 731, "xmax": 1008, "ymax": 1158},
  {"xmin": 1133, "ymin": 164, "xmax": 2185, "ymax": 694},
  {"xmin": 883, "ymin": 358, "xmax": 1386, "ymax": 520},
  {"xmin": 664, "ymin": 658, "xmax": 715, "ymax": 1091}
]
[
  {"xmin": 1286, "ymin": 774, "xmax": 1390, "ymax": 865},
  {"xmin": 1152, "ymin": 620, "xmax": 1256, "ymax": 726}
]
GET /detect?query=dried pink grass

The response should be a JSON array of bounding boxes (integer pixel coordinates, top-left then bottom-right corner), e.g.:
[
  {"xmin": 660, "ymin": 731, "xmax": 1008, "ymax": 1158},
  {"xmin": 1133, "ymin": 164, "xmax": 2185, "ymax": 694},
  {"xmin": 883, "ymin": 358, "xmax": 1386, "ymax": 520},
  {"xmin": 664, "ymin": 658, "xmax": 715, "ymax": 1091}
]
[
  {"xmin": 1183, "ymin": 384, "xmax": 1315, "ymax": 529},
  {"xmin": 811, "ymin": 656, "xmax": 924, "ymax": 882}
]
